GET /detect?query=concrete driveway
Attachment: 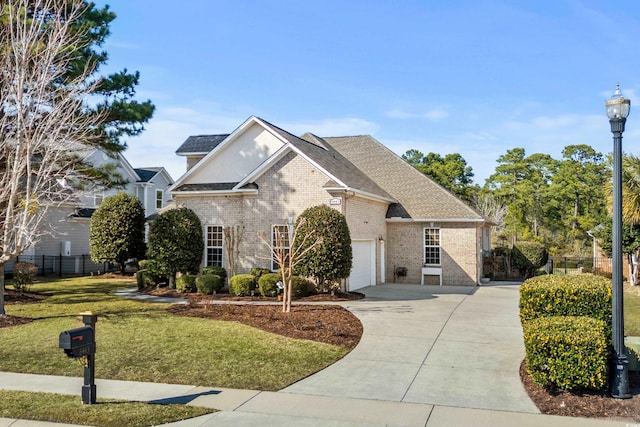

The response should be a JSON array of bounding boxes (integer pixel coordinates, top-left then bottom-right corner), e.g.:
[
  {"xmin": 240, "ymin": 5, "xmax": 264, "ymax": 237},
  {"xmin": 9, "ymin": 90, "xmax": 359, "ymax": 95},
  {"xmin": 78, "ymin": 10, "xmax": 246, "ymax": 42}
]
[{"xmin": 283, "ymin": 282, "xmax": 539, "ymax": 413}]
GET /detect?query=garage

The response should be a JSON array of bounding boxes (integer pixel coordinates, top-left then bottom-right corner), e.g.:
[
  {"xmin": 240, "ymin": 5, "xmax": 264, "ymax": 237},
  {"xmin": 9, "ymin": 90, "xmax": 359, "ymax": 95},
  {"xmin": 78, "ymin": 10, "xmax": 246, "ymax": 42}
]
[{"xmin": 349, "ymin": 240, "xmax": 375, "ymax": 291}]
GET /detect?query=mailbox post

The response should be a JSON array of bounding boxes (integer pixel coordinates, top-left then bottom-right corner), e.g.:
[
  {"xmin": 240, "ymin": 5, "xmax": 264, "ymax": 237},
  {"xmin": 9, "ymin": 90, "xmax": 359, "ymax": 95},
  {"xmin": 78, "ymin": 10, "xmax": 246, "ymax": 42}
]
[
  {"xmin": 59, "ymin": 312, "xmax": 97, "ymax": 404},
  {"xmin": 80, "ymin": 312, "xmax": 97, "ymax": 404}
]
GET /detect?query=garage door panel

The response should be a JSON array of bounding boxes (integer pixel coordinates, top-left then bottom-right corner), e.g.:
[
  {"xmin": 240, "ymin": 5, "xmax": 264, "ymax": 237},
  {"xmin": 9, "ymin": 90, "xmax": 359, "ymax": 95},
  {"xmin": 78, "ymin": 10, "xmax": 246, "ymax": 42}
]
[{"xmin": 350, "ymin": 241, "xmax": 373, "ymax": 291}]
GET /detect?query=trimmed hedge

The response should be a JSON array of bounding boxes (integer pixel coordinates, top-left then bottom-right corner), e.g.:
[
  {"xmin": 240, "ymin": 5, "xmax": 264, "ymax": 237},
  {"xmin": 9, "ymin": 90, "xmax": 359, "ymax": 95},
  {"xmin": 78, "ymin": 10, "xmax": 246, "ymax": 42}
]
[
  {"xmin": 512, "ymin": 241, "xmax": 548, "ymax": 277},
  {"xmin": 523, "ymin": 316, "xmax": 609, "ymax": 391},
  {"xmin": 519, "ymin": 275, "xmax": 612, "ymax": 325},
  {"xmin": 196, "ymin": 274, "xmax": 223, "ymax": 294},
  {"xmin": 250, "ymin": 268, "xmax": 271, "ymax": 280},
  {"xmin": 229, "ymin": 274, "xmax": 255, "ymax": 296},
  {"xmin": 258, "ymin": 273, "xmax": 310, "ymax": 298},
  {"xmin": 176, "ymin": 274, "xmax": 197, "ymax": 293},
  {"xmin": 291, "ymin": 276, "xmax": 310, "ymax": 298},
  {"xmin": 258, "ymin": 273, "xmax": 281, "ymax": 297},
  {"xmin": 202, "ymin": 267, "xmax": 227, "ymax": 282}
]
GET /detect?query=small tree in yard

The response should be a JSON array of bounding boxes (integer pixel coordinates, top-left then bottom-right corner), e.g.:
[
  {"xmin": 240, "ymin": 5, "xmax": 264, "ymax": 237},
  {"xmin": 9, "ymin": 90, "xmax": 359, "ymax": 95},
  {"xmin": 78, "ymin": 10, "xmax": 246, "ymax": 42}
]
[
  {"xmin": 90, "ymin": 192, "xmax": 145, "ymax": 274},
  {"xmin": 0, "ymin": 0, "xmax": 154, "ymax": 316},
  {"xmin": 294, "ymin": 205, "xmax": 352, "ymax": 293},
  {"xmin": 146, "ymin": 208, "xmax": 203, "ymax": 288},
  {"xmin": 259, "ymin": 219, "xmax": 321, "ymax": 313}
]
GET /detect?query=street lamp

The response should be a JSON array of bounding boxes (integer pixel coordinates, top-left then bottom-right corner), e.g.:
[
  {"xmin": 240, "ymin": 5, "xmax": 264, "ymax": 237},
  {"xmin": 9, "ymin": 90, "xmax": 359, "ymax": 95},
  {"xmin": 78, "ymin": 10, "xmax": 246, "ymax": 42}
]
[{"xmin": 605, "ymin": 83, "xmax": 631, "ymax": 399}]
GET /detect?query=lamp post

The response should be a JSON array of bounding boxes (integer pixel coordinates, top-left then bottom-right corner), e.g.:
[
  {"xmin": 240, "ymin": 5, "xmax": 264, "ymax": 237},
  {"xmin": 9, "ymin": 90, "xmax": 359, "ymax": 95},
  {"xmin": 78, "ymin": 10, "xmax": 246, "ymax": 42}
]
[{"xmin": 605, "ymin": 84, "xmax": 631, "ymax": 399}]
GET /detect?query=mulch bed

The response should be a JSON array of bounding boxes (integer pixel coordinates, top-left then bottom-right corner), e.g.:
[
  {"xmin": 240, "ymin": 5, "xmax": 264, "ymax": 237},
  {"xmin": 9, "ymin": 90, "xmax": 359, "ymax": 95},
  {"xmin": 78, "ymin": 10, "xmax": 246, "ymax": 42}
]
[
  {"xmin": 0, "ymin": 289, "xmax": 48, "ymax": 328},
  {"xmin": 520, "ymin": 360, "xmax": 640, "ymax": 422},
  {"xmin": 147, "ymin": 287, "xmax": 364, "ymax": 302}
]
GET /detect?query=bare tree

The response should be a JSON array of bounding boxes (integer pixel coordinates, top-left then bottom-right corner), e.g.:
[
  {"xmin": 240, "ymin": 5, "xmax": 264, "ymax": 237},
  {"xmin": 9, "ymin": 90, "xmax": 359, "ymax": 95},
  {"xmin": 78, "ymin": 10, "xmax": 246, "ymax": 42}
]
[
  {"xmin": 259, "ymin": 220, "xmax": 321, "ymax": 313},
  {"xmin": 0, "ymin": 0, "xmax": 105, "ymax": 316},
  {"xmin": 224, "ymin": 224, "xmax": 245, "ymax": 278}
]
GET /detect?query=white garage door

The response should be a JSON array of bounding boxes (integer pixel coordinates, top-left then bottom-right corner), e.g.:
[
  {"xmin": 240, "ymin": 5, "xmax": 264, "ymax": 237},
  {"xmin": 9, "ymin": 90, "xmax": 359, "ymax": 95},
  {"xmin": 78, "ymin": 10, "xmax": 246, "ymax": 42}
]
[{"xmin": 349, "ymin": 240, "xmax": 374, "ymax": 291}]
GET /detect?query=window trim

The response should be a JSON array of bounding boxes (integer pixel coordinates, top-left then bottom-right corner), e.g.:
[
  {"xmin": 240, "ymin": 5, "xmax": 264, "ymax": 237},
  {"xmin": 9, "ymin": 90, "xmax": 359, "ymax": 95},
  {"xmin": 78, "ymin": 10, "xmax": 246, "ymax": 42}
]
[
  {"xmin": 271, "ymin": 224, "xmax": 291, "ymax": 271},
  {"xmin": 155, "ymin": 190, "xmax": 164, "ymax": 209},
  {"xmin": 423, "ymin": 227, "xmax": 441, "ymax": 266},
  {"xmin": 205, "ymin": 225, "xmax": 224, "ymax": 268}
]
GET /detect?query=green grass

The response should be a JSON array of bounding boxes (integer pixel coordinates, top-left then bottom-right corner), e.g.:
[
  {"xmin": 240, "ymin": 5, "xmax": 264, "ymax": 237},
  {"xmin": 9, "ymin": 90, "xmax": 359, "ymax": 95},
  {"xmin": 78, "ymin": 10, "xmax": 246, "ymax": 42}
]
[
  {"xmin": 2, "ymin": 276, "xmax": 349, "ymax": 390},
  {"xmin": 0, "ymin": 390, "xmax": 214, "ymax": 427},
  {"xmin": 624, "ymin": 283, "xmax": 640, "ymax": 336}
]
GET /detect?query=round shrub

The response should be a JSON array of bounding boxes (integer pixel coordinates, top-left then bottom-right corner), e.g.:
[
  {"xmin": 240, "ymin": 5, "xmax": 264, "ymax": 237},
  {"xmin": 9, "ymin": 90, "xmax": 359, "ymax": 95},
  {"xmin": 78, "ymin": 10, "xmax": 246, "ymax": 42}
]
[
  {"xmin": 250, "ymin": 268, "xmax": 271, "ymax": 280},
  {"xmin": 176, "ymin": 274, "xmax": 197, "ymax": 293},
  {"xmin": 291, "ymin": 275, "xmax": 310, "ymax": 298},
  {"xmin": 258, "ymin": 273, "xmax": 281, "ymax": 297},
  {"xmin": 519, "ymin": 275, "xmax": 612, "ymax": 326},
  {"xmin": 523, "ymin": 316, "xmax": 609, "ymax": 391},
  {"xmin": 512, "ymin": 241, "xmax": 548, "ymax": 278},
  {"xmin": 136, "ymin": 270, "xmax": 156, "ymax": 290},
  {"xmin": 202, "ymin": 267, "xmax": 227, "ymax": 282},
  {"xmin": 196, "ymin": 274, "xmax": 223, "ymax": 294},
  {"xmin": 229, "ymin": 274, "xmax": 255, "ymax": 296}
]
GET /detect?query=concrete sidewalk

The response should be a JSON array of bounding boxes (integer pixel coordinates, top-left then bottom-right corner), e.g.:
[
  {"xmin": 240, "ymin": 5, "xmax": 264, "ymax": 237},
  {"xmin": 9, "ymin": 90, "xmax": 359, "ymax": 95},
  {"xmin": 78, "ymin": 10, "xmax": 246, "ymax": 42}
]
[{"xmin": 0, "ymin": 282, "xmax": 635, "ymax": 426}]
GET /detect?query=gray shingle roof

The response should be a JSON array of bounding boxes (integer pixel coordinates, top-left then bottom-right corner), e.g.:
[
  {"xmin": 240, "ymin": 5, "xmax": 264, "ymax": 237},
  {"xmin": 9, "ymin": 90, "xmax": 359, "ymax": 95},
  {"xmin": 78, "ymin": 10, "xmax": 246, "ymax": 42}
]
[
  {"xmin": 134, "ymin": 168, "xmax": 159, "ymax": 183},
  {"xmin": 322, "ymin": 135, "xmax": 485, "ymax": 220},
  {"xmin": 175, "ymin": 134, "xmax": 229, "ymax": 154},
  {"xmin": 254, "ymin": 119, "xmax": 393, "ymax": 200}
]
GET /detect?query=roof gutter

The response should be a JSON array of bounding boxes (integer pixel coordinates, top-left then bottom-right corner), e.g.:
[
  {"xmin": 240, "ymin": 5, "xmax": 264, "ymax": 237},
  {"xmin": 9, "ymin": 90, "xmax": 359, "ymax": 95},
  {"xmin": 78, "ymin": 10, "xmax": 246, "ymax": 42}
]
[
  {"xmin": 323, "ymin": 186, "xmax": 396, "ymax": 204},
  {"xmin": 386, "ymin": 217, "xmax": 491, "ymax": 224}
]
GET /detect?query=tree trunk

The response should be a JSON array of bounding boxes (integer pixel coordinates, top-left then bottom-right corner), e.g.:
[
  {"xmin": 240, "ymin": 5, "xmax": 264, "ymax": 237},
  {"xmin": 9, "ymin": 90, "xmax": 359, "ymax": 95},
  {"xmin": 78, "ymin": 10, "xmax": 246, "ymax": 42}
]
[
  {"xmin": 629, "ymin": 253, "xmax": 638, "ymax": 286},
  {"xmin": 0, "ymin": 264, "xmax": 5, "ymax": 317}
]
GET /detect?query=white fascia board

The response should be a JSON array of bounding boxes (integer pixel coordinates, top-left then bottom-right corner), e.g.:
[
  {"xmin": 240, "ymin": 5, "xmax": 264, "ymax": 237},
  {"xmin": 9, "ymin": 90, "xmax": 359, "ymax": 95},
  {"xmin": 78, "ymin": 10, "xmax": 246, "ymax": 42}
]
[
  {"xmin": 171, "ymin": 116, "xmax": 278, "ymax": 190},
  {"xmin": 116, "ymin": 152, "xmax": 141, "ymax": 182},
  {"xmin": 386, "ymin": 217, "xmax": 488, "ymax": 223},
  {"xmin": 176, "ymin": 151, "xmax": 209, "ymax": 157},
  {"xmin": 323, "ymin": 186, "xmax": 396, "ymax": 204},
  {"xmin": 171, "ymin": 189, "xmax": 258, "ymax": 197}
]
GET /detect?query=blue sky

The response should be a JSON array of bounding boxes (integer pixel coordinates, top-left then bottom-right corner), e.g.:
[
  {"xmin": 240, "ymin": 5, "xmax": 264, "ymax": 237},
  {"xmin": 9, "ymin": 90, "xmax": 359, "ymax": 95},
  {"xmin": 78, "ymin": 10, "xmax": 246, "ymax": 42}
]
[{"xmin": 98, "ymin": 1, "xmax": 640, "ymax": 185}]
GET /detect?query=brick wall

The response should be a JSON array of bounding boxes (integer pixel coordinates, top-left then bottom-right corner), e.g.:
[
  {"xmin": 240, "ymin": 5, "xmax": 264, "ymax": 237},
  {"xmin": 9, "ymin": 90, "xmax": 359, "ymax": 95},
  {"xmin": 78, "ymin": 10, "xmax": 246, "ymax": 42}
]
[{"xmin": 386, "ymin": 221, "xmax": 478, "ymax": 286}]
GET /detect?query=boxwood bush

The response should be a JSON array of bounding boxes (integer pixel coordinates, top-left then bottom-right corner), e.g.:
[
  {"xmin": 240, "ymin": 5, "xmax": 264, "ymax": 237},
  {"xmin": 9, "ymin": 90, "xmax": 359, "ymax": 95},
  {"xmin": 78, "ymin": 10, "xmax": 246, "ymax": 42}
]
[
  {"xmin": 523, "ymin": 316, "xmax": 609, "ymax": 391},
  {"xmin": 202, "ymin": 267, "xmax": 227, "ymax": 282},
  {"xmin": 519, "ymin": 275, "xmax": 612, "ymax": 325},
  {"xmin": 176, "ymin": 274, "xmax": 197, "ymax": 293},
  {"xmin": 258, "ymin": 273, "xmax": 281, "ymax": 297},
  {"xmin": 196, "ymin": 274, "xmax": 223, "ymax": 294},
  {"xmin": 229, "ymin": 274, "xmax": 255, "ymax": 296},
  {"xmin": 291, "ymin": 276, "xmax": 310, "ymax": 298}
]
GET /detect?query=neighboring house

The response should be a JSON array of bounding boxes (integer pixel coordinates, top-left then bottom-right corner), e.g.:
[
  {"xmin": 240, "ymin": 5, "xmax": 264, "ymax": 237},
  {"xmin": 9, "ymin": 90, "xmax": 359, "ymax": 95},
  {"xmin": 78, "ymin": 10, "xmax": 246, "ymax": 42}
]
[
  {"xmin": 171, "ymin": 116, "xmax": 491, "ymax": 289},
  {"xmin": 11, "ymin": 150, "xmax": 174, "ymax": 274}
]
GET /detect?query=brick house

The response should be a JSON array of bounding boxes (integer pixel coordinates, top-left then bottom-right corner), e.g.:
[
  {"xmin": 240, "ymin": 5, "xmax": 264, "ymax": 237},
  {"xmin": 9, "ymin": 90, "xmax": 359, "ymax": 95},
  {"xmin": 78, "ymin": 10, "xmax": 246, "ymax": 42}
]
[{"xmin": 170, "ymin": 116, "xmax": 491, "ymax": 289}]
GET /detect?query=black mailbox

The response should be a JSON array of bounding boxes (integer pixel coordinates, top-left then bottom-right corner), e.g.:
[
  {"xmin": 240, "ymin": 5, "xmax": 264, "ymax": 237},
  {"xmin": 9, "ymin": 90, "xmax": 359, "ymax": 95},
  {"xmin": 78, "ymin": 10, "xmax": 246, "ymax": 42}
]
[{"xmin": 59, "ymin": 326, "xmax": 96, "ymax": 358}]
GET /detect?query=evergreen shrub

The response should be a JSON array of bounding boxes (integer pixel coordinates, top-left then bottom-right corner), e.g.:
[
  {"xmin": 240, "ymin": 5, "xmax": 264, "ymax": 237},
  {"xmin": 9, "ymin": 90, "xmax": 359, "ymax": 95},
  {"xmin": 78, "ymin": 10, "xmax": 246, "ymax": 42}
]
[
  {"xmin": 523, "ymin": 316, "xmax": 609, "ymax": 391},
  {"xmin": 512, "ymin": 241, "xmax": 548, "ymax": 277},
  {"xmin": 196, "ymin": 274, "xmax": 223, "ymax": 294},
  {"xmin": 176, "ymin": 274, "xmax": 197, "ymax": 293},
  {"xmin": 229, "ymin": 274, "xmax": 255, "ymax": 296},
  {"xmin": 258, "ymin": 273, "xmax": 281, "ymax": 297},
  {"xmin": 202, "ymin": 267, "xmax": 227, "ymax": 282},
  {"xmin": 519, "ymin": 275, "xmax": 612, "ymax": 326}
]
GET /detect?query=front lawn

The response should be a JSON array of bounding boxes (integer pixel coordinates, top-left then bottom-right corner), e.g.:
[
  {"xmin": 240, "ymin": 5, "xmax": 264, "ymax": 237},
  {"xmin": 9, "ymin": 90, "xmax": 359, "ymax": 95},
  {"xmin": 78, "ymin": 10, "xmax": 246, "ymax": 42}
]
[
  {"xmin": 0, "ymin": 390, "xmax": 214, "ymax": 427},
  {"xmin": 625, "ymin": 283, "xmax": 640, "ymax": 336},
  {"xmin": 1, "ymin": 276, "xmax": 349, "ymax": 390}
]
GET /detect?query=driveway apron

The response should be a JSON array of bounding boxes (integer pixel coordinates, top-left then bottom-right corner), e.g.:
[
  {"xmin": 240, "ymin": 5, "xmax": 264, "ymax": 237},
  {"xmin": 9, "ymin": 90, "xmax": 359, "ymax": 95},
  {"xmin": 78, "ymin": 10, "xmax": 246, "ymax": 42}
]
[{"xmin": 283, "ymin": 283, "xmax": 539, "ymax": 414}]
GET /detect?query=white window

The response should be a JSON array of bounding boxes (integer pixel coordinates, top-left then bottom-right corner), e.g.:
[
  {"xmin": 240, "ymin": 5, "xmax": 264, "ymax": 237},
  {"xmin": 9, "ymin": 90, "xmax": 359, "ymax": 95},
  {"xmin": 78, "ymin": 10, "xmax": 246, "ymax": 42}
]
[
  {"xmin": 424, "ymin": 228, "xmax": 441, "ymax": 265},
  {"xmin": 271, "ymin": 224, "xmax": 290, "ymax": 271},
  {"xmin": 206, "ymin": 225, "xmax": 223, "ymax": 267},
  {"xmin": 156, "ymin": 190, "xmax": 163, "ymax": 209}
]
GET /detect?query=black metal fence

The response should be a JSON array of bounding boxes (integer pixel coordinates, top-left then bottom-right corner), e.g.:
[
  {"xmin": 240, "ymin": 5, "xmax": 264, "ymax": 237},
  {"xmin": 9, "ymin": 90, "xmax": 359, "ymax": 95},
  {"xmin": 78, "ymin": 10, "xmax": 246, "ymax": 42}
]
[
  {"xmin": 544, "ymin": 257, "xmax": 614, "ymax": 277},
  {"xmin": 5, "ymin": 254, "xmax": 114, "ymax": 277}
]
